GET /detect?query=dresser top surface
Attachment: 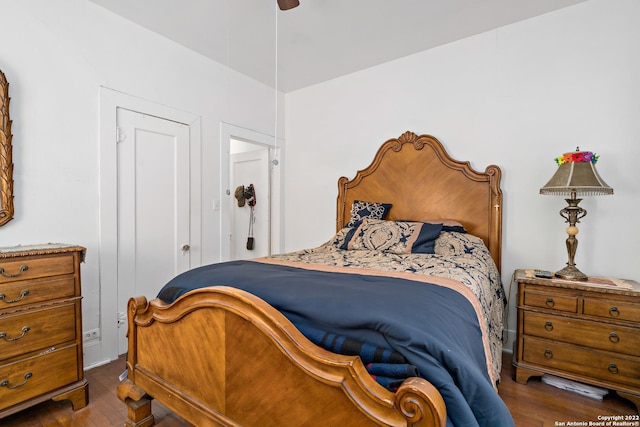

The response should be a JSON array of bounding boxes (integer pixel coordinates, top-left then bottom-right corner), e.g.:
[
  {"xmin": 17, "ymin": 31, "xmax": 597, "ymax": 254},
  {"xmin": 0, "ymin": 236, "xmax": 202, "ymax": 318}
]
[
  {"xmin": 0, "ymin": 244, "xmax": 86, "ymax": 260},
  {"xmin": 515, "ymin": 269, "xmax": 640, "ymax": 297}
]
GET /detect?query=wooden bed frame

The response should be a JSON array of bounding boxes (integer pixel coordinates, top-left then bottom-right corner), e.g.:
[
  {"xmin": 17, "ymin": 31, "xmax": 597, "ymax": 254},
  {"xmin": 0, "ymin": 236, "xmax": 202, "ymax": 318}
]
[{"xmin": 117, "ymin": 131, "xmax": 503, "ymax": 427}]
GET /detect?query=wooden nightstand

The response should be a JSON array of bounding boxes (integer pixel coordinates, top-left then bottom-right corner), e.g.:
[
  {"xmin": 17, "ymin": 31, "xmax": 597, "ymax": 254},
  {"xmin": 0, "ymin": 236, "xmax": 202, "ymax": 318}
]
[
  {"xmin": 513, "ymin": 269, "xmax": 640, "ymax": 412},
  {"xmin": 0, "ymin": 244, "xmax": 88, "ymax": 418}
]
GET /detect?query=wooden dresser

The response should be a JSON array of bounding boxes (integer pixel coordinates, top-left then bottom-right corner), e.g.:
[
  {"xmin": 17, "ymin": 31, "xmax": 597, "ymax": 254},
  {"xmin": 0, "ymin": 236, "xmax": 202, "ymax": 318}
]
[
  {"xmin": 513, "ymin": 269, "xmax": 640, "ymax": 411},
  {"xmin": 0, "ymin": 244, "xmax": 88, "ymax": 418}
]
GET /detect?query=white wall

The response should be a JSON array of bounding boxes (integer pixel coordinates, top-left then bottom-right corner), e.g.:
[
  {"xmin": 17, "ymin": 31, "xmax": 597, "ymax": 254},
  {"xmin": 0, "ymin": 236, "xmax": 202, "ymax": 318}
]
[
  {"xmin": 2, "ymin": 0, "xmax": 636, "ymax": 367},
  {"xmin": 0, "ymin": 0, "xmax": 280, "ymax": 366},
  {"xmin": 283, "ymin": 0, "xmax": 640, "ymax": 349}
]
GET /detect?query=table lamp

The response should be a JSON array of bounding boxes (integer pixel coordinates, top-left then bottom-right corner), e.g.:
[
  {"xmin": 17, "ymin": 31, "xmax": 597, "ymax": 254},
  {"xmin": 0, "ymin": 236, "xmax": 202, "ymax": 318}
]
[{"xmin": 539, "ymin": 148, "xmax": 613, "ymax": 281}]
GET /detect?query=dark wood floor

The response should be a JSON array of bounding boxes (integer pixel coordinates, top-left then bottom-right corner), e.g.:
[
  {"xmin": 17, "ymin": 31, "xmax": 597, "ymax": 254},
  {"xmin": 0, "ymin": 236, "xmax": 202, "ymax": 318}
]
[
  {"xmin": 498, "ymin": 353, "xmax": 637, "ymax": 427},
  {"xmin": 1, "ymin": 355, "xmax": 188, "ymax": 427},
  {"xmin": 2, "ymin": 353, "xmax": 637, "ymax": 426}
]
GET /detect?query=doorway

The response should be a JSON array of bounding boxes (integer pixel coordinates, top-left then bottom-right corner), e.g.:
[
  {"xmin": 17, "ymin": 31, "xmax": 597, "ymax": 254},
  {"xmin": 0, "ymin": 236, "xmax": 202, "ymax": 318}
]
[
  {"xmin": 220, "ymin": 123, "xmax": 283, "ymax": 262},
  {"xmin": 98, "ymin": 87, "xmax": 202, "ymax": 364},
  {"xmin": 230, "ymin": 145, "xmax": 270, "ymax": 259}
]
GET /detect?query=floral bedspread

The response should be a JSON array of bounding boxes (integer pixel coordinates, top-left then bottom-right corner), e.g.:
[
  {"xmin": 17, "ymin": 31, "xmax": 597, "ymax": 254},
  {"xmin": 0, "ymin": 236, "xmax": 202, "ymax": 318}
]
[{"xmin": 266, "ymin": 230, "xmax": 505, "ymax": 383}]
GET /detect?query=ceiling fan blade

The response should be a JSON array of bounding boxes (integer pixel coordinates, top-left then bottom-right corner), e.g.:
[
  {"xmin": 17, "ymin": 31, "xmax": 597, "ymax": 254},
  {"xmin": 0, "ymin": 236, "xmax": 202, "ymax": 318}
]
[{"xmin": 277, "ymin": 0, "xmax": 300, "ymax": 10}]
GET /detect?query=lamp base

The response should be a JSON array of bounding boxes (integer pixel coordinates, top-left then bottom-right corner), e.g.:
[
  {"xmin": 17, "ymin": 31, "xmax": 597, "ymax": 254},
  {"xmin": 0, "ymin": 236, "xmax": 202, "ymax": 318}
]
[{"xmin": 554, "ymin": 265, "xmax": 588, "ymax": 281}]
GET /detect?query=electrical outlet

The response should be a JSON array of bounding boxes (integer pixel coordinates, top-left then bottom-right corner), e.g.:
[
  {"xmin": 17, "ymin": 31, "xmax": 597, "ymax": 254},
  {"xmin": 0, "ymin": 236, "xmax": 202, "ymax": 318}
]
[{"xmin": 83, "ymin": 328, "xmax": 100, "ymax": 341}]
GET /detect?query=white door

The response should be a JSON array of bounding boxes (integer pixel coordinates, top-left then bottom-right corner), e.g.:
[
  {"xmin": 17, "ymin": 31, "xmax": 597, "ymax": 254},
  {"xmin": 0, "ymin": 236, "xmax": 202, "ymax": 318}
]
[
  {"xmin": 116, "ymin": 108, "xmax": 190, "ymax": 354},
  {"xmin": 230, "ymin": 148, "xmax": 270, "ymax": 259}
]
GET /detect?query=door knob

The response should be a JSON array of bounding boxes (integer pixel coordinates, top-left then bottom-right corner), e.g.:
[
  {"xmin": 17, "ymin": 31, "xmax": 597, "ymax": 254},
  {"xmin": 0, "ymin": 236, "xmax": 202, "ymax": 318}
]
[{"xmin": 181, "ymin": 244, "xmax": 190, "ymax": 253}]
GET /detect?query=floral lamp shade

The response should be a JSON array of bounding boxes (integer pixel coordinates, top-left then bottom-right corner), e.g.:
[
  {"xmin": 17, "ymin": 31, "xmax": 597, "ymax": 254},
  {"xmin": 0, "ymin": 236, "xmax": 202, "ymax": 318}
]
[{"xmin": 540, "ymin": 150, "xmax": 613, "ymax": 197}]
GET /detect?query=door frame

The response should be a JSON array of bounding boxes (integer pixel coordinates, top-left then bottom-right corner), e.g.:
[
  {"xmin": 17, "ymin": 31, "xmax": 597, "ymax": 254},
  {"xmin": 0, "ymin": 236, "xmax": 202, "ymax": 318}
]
[
  {"xmin": 99, "ymin": 87, "xmax": 202, "ymax": 364},
  {"xmin": 220, "ymin": 123, "xmax": 283, "ymax": 262}
]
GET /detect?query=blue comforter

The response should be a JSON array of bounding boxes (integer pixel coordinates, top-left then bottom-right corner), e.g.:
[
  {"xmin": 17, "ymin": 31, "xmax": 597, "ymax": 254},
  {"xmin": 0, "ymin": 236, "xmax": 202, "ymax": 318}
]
[{"xmin": 158, "ymin": 260, "xmax": 514, "ymax": 427}]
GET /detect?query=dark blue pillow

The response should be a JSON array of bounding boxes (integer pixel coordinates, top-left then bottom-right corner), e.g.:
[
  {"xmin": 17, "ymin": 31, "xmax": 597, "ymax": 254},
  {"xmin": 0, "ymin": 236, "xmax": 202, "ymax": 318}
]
[
  {"xmin": 410, "ymin": 222, "xmax": 445, "ymax": 253},
  {"xmin": 346, "ymin": 200, "xmax": 392, "ymax": 228},
  {"xmin": 442, "ymin": 224, "xmax": 467, "ymax": 233}
]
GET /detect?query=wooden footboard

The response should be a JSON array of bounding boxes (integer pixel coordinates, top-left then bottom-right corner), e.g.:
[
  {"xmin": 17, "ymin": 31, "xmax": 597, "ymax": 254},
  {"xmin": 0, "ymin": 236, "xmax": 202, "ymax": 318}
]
[{"xmin": 117, "ymin": 286, "xmax": 446, "ymax": 427}]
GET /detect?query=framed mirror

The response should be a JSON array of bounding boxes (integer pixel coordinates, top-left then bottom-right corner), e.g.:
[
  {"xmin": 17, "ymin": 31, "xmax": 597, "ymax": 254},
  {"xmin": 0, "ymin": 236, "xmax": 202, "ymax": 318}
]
[{"xmin": 0, "ymin": 69, "xmax": 14, "ymax": 226}]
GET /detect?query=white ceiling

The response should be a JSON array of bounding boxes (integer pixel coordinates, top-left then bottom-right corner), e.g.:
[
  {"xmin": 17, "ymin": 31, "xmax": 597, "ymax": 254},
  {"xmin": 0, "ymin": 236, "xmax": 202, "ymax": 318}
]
[{"xmin": 88, "ymin": 0, "xmax": 587, "ymax": 92}]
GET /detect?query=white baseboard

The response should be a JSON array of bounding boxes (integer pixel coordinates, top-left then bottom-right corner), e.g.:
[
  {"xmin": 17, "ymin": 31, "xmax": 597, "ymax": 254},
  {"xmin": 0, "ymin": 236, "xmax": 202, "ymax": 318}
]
[
  {"xmin": 83, "ymin": 340, "xmax": 113, "ymax": 371},
  {"xmin": 502, "ymin": 328, "xmax": 516, "ymax": 354}
]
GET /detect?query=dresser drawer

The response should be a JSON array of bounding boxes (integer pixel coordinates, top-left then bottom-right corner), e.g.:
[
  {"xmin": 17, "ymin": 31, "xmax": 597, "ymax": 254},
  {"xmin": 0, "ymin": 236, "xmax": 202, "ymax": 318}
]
[
  {"xmin": 522, "ymin": 336, "xmax": 640, "ymax": 390},
  {"xmin": 0, "ymin": 303, "xmax": 77, "ymax": 361},
  {"xmin": 0, "ymin": 345, "xmax": 79, "ymax": 411},
  {"xmin": 0, "ymin": 254, "xmax": 75, "ymax": 285},
  {"xmin": 523, "ymin": 288, "xmax": 578, "ymax": 313},
  {"xmin": 523, "ymin": 311, "xmax": 640, "ymax": 357},
  {"xmin": 583, "ymin": 298, "xmax": 640, "ymax": 323},
  {"xmin": 0, "ymin": 276, "xmax": 76, "ymax": 310}
]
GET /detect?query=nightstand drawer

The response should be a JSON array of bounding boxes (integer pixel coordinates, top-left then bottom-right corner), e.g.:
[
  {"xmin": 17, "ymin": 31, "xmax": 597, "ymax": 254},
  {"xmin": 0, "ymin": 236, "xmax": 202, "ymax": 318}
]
[
  {"xmin": 522, "ymin": 336, "xmax": 640, "ymax": 390},
  {"xmin": 0, "ymin": 254, "xmax": 75, "ymax": 285},
  {"xmin": 0, "ymin": 345, "xmax": 79, "ymax": 411},
  {"xmin": 0, "ymin": 303, "xmax": 77, "ymax": 361},
  {"xmin": 0, "ymin": 276, "xmax": 76, "ymax": 310},
  {"xmin": 523, "ymin": 311, "xmax": 640, "ymax": 356},
  {"xmin": 523, "ymin": 289, "xmax": 578, "ymax": 313},
  {"xmin": 583, "ymin": 298, "xmax": 640, "ymax": 323}
]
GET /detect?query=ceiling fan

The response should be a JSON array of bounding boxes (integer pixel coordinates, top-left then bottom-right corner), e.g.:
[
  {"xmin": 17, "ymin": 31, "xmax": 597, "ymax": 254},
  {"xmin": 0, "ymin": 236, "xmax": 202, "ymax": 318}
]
[{"xmin": 278, "ymin": 0, "xmax": 300, "ymax": 10}]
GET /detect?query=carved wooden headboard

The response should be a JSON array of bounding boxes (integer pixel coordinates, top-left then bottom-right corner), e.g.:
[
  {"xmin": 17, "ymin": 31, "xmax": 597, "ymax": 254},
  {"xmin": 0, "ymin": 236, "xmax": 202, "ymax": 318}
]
[{"xmin": 336, "ymin": 131, "xmax": 503, "ymax": 272}]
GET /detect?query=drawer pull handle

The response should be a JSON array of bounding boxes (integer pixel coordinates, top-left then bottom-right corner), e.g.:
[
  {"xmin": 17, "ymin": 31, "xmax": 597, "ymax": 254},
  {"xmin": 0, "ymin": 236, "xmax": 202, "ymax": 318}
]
[
  {"xmin": 544, "ymin": 349, "xmax": 553, "ymax": 359},
  {"xmin": 0, "ymin": 326, "xmax": 31, "ymax": 342},
  {"xmin": 609, "ymin": 332, "xmax": 620, "ymax": 343},
  {"xmin": 0, "ymin": 289, "xmax": 30, "ymax": 304},
  {"xmin": 545, "ymin": 298, "xmax": 555, "ymax": 308},
  {"xmin": 608, "ymin": 363, "xmax": 619, "ymax": 374},
  {"xmin": 609, "ymin": 307, "xmax": 620, "ymax": 317},
  {"xmin": 544, "ymin": 321, "xmax": 554, "ymax": 331},
  {"xmin": 0, "ymin": 372, "xmax": 33, "ymax": 389},
  {"xmin": 0, "ymin": 265, "xmax": 29, "ymax": 278}
]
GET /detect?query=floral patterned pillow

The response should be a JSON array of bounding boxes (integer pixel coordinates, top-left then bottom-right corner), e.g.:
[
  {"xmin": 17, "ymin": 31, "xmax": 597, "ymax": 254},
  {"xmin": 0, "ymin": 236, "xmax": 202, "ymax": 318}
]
[
  {"xmin": 325, "ymin": 226, "xmax": 351, "ymax": 248},
  {"xmin": 341, "ymin": 219, "xmax": 443, "ymax": 254},
  {"xmin": 434, "ymin": 231, "xmax": 485, "ymax": 256}
]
